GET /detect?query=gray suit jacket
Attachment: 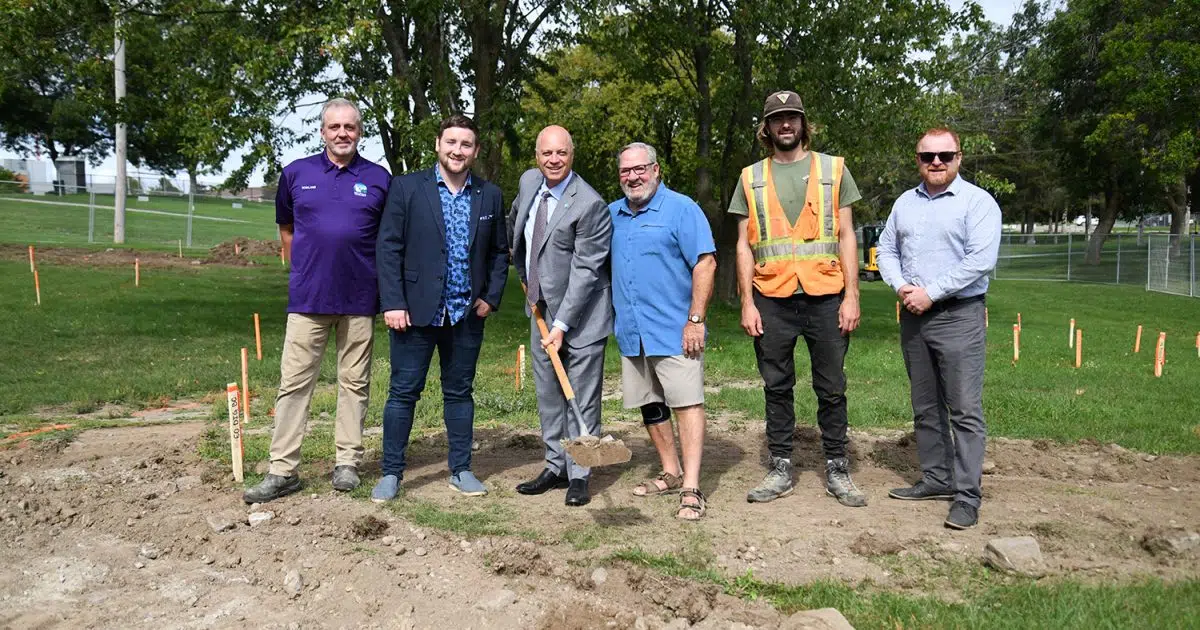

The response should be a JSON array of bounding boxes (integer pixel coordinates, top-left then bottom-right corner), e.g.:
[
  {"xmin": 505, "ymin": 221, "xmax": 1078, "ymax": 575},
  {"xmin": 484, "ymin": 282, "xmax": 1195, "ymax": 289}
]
[{"xmin": 510, "ymin": 168, "xmax": 613, "ymax": 349}]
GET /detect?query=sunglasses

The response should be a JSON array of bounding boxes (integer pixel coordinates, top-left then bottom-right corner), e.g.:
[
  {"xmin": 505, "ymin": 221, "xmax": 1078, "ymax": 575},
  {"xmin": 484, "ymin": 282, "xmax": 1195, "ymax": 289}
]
[{"xmin": 917, "ymin": 151, "xmax": 960, "ymax": 164}]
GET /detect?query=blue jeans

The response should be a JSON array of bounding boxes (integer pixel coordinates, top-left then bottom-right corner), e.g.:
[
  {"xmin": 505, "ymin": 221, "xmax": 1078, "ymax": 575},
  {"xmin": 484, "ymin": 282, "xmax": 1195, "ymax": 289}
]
[{"xmin": 381, "ymin": 314, "xmax": 485, "ymax": 477}]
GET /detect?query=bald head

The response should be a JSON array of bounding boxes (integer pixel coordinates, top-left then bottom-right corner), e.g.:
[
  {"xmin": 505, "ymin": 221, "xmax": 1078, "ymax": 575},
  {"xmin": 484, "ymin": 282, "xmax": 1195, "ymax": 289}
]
[{"xmin": 535, "ymin": 125, "xmax": 575, "ymax": 187}]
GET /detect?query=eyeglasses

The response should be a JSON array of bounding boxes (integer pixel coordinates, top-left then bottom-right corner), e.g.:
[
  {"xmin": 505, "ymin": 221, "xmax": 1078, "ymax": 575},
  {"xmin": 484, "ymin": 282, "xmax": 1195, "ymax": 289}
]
[
  {"xmin": 618, "ymin": 163, "xmax": 656, "ymax": 177},
  {"xmin": 917, "ymin": 151, "xmax": 960, "ymax": 164}
]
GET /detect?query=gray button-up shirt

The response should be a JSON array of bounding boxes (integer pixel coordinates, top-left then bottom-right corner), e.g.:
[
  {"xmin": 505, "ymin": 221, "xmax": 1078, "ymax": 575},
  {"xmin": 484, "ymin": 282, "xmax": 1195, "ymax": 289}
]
[{"xmin": 876, "ymin": 175, "xmax": 1002, "ymax": 302}]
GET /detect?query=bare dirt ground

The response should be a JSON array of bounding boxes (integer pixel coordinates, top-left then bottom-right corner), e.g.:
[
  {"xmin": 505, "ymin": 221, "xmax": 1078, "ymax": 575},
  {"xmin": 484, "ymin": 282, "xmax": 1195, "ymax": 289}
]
[
  {"xmin": 3, "ymin": 239, "xmax": 282, "ymax": 269},
  {"xmin": 1, "ymin": 411, "xmax": 1197, "ymax": 629}
]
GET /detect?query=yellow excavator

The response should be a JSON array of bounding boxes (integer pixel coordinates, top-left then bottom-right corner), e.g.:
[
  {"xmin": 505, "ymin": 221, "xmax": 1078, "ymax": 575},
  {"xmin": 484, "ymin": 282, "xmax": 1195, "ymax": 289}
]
[{"xmin": 859, "ymin": 224, "xmax": 883, "ymax": 282}]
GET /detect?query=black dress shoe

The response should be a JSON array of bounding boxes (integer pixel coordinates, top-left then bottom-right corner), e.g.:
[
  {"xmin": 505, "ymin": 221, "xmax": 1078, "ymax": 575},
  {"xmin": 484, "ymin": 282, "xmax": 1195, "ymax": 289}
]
[
  {"xmin": 516, "ymin": 468, "xmax": 569, "ymax": 495},
  {"xmin": 887, "ymin": 480, "xmax": 954, "ymax": 501},
  {"xmin": 565, "ymin": 479, "xmax": 590, "ymax": 506}
]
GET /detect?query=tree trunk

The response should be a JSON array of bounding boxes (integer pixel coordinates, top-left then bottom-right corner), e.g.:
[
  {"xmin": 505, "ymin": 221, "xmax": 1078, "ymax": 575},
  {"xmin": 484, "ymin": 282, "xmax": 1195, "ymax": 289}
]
[
  {"xmin": 692, "ymin": 13, "xmax": 714, "ymax": 215},
  {"xmin": 714, "ymin": 2, "xmax": 757, "ymax": 303},
  {"xmin": 1085, "ymin": 178, "xmax": 1120, "ymax": 265},
  {"xmin": 1166, "ymin": 175, "xmax": 1187, "ymax": 256}
]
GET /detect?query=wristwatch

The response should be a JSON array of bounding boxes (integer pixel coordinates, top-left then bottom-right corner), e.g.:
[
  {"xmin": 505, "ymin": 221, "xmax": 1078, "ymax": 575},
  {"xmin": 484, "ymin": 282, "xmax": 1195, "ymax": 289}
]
[{"xmin": 688, "ymin": 314, "xmax": 704, "ymax": 324}]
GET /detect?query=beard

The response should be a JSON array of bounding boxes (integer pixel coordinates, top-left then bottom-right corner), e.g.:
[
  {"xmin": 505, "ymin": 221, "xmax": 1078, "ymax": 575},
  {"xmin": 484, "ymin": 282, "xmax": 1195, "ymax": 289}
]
[
  {"xmin": 769, "ymin": 130, "xmax": 802, "ymax": 152},
  {"xmin": 621, "ymin": 178, "xmax": 658, "ymax": 207},
  {"xmin": 439, "ymin": 154, "xmax": 471, "ymax": 175},
  {"xmin": 922, "ymin": 164, "xmax": 958, "ymax": 188}
]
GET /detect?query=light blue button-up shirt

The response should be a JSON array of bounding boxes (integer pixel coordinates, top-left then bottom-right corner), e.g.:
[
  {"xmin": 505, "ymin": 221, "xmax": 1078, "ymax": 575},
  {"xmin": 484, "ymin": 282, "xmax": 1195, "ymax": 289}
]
[
  {"xmin": 876, "ymin": 175, "xmax": 1002, "ymax": 302},
  {"xmin": 609, "ymin": 183, "xmax": 715, "ymax": 357}
]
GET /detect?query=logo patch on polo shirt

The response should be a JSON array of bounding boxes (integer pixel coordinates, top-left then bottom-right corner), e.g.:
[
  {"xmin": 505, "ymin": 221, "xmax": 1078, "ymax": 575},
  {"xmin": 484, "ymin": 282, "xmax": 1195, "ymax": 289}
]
[
  {"xmin": 353, "ymin": 182, "xmax": 368, "ymax": 197},
  {"xmin": 301, "ymin": 185, "xmax": 317, "ymax": 190}
]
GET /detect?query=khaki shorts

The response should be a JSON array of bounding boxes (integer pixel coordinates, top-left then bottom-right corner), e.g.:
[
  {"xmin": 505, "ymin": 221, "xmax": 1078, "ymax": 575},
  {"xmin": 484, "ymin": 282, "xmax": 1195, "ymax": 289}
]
[{"xmin": 621, "ymin": 353, "xmax": 704, "ymax": 409}]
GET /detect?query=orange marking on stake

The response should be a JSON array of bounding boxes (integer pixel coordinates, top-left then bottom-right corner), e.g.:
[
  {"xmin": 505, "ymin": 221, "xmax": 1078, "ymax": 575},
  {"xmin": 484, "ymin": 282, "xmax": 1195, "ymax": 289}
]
[
  {"xmin": 1017, "ymin": 312, "xmax": 1022, "ymax": 332},
  {"xmin": 33, "ymin": 269, "xmax": 41, "ymax": 306},
  {"xmin": 253, "ymin": 313, "xmax": 262, "ymax": 361},
  {"xmin": 1134, "ymin": 325, "xmax": 1143, "ymax": 353},
  {"xmin": 241, "ymin": 347, "xmax": 251, "ymax": 422},
  {"xmin": 1075, "ymin": 329, "xmax": 1082, "ymax": 368},
  {"xmin": 1013, "ymin": 324, "xmax": 1020, "ymax": 363},
  {"xmin": 1, "ymin": 423, "xmax": 73, "ymax": 445},
  {"xmin": 1154, "ymin": 332, "xmax": 1166, "ymax": 377},
  {"xmin": 28, "ymin": 245, "xmax": 35, "ymax": 273}
]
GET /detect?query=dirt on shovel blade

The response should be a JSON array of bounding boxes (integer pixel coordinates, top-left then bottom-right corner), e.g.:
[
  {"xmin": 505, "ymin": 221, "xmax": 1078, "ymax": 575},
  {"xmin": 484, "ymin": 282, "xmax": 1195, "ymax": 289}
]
[{"xmin": 562, "ymin": 434, "xmax": 632, "ymax": 467}]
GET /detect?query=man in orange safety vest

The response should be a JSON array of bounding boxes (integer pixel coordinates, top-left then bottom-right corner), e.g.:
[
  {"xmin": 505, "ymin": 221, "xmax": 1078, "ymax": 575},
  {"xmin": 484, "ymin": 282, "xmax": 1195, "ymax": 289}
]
[{"xmin": 728, "ymin": 90, "xmax": 866, "ymax": 507}]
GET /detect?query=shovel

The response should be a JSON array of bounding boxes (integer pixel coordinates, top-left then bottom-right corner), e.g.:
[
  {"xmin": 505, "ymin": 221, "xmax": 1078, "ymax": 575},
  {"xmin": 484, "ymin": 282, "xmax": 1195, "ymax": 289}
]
[{"xmin": 524, "ymin": 287, "xmax": 631, "ymax": 468}]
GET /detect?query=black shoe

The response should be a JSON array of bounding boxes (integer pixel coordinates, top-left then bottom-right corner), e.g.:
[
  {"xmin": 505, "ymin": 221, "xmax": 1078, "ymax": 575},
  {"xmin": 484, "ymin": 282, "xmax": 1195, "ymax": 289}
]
[
  {"xmin": 565, "ymin": 479, "xmax": 590, "ymax": 506},
  {"xmin": 888, "ymin": 480, "xmax": 954, "ymax": 501},
  {"xmin": 516, "ymin": 468, "xmax": 569, "ymax": 495},
  {"xmin": 243, "ymin": 474, "xmax": 301, "ymax": 504},
  {"xmin": 945, "ymin": 501, "xmax": 979, "ymax": 530}
]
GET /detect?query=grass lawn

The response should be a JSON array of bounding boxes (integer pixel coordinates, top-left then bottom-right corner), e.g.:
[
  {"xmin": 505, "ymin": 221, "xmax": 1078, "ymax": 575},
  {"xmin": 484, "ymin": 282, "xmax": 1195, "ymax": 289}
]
[
  {"xmin": 2, "ymin": 253, "xmax": 1198, "ymax": 627},
  {"xmin": 2, "ymin": 259, "xmax": 1199, "ymax": 452},
  {"xmin": 0, "ymin": 193, "xmax": 278, "ymax": 250}
]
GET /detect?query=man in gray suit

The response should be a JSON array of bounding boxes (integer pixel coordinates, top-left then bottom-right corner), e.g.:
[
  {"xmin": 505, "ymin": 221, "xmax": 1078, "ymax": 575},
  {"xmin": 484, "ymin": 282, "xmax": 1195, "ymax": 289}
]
[{"xmin": 510, "ymin": 125, "xmax": 613, "ymax": 507}]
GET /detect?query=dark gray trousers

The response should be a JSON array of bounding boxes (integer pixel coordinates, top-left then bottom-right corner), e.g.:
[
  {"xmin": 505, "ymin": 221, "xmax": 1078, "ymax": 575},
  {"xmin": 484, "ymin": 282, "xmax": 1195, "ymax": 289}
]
[
  {"xmin": 529, "ymin": 318, "xmax": 606, "ymax": 481},
  {"xmin": 900, "ymin": 297, "xmax": 987, "ymax": 507}
]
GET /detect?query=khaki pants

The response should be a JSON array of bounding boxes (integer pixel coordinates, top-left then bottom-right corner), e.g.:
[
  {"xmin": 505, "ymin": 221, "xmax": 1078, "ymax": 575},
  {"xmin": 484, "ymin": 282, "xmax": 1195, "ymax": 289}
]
[{"xmin": 269, "ymin": 313, "xmax": 375, "ymax": 477}]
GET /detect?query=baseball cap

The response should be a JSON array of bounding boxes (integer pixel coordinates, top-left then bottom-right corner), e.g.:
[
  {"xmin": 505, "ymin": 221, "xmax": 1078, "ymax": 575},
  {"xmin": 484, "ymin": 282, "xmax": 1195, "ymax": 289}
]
[{"xmin": 763, "ymin": 91, "xmax": 805, "ymax": 118}]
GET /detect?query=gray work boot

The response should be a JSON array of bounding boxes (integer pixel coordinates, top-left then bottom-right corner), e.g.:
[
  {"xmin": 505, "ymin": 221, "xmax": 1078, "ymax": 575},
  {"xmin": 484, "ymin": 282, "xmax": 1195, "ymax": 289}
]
[
  {"xmin": 825, "ymin": 457, "xmax": 867, "ymax": 507},
  {"xmin": 243, "ymin": 474, "xmax": 301, "ymax": 504},
  {"xmin": 331, "ymin": 465, "xmax": 360, "ymax": 492},
  {"xmin": 747, "ymin": 456, "xmax": 795, "ymax": 503}
]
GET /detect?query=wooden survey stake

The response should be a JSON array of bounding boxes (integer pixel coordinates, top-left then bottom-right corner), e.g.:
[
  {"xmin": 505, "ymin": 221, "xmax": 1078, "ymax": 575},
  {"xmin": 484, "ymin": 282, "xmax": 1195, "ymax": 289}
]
[
  {"xmin": 1013, "ymin": 324, "xmax": 1020, "ymax": 363},
  {"xmin": 1154, "ymin": 332, "xmax": 1166, "ymax": 377},
  {"xmin": 134, "ymin": 257, "xmax": 140, "ymax": 287},
  {"xmin": 1017, "ymin": 312, "xmax": 1022, "ymax": 332},
  {"xmin": 516, "ymin": 344, "xmax": 526, "ymax": 390},
  {"xmin": 1069, "ymin": 319, "xmax": 1076, "ymax": 348},
  {"xmin": 1135, "ymin": 325, "xmax": 1143, "ymax": 353},
  {"xmin": 253, "ymin": 313, "xmax": 262, "ymax": 361},
  {"xmin": 28, "ymin": 245, "xmax": 35, "ymax": 273},
  {"xmin": 1075, "ymin": 329, "xmax": 1082, "ymax": 368},
  {"xmin": 227, "ymin": 383, "xmax": 244, "ymax": 482},
  {"xmin": 240, "ymin": 348, "xmax": 250, "ymax": 422},
  {"xmin": 33, "ymin": 269, "xmax": 41, "ymax": 306}
]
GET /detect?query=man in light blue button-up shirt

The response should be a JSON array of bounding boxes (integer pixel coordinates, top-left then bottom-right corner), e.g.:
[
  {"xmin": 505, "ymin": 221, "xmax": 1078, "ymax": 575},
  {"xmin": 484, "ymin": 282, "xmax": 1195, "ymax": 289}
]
[{"xmin": 877, "ymin": 128, "xmax": 1001, "ymax": 531}]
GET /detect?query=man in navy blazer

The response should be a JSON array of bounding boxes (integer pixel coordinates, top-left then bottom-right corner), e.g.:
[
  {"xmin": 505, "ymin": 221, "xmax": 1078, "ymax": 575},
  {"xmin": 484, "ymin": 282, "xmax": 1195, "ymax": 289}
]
[{"xmin": 372, "ymin": 114, "xmax": 508, "ymax": 501}]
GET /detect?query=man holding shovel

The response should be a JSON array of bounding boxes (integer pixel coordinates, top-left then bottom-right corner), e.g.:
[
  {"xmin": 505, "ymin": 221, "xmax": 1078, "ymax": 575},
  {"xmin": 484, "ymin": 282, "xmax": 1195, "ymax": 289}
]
[
  {"xmin": 509, "ymin": 125, "xmax": 613, "ymax": 507},
  {"xmin": 609, "ymin": 142, "xmax": 716, "ymax": 520}
]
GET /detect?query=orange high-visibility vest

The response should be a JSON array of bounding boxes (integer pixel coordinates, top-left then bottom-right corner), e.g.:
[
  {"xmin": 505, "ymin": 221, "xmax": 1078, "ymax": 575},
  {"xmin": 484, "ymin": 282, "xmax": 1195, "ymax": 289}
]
[{"xmin": 741, "ymin": 152, "xmax": 845, "ymax": 297}]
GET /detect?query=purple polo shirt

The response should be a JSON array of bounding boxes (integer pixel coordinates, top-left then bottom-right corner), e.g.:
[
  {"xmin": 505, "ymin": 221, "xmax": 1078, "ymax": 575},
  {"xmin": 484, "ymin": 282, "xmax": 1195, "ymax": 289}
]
[{"xmin": 275, "ymin": 152, "xmax": 390, "ymax": 315}]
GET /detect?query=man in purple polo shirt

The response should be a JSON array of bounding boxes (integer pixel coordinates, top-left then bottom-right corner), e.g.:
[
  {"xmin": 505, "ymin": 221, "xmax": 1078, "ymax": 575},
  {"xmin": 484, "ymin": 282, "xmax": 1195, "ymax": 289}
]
[{"xmin": 244, "ymin": 98, "xmax": 391, "ymax": 504}]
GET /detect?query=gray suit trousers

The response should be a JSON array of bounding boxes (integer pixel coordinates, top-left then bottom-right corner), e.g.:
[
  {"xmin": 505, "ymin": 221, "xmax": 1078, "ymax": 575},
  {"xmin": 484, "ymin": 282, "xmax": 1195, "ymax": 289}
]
[
  {"xmin": 530, "ymin": 317, "xmax": 606, "ymax": 480},
  {"xmin": 900, "ymin": 297, "xmax": 987, "ymax": 507}
]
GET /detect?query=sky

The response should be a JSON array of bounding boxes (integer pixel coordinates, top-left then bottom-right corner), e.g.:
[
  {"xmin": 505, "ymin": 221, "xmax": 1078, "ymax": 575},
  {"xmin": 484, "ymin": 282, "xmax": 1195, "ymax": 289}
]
[{"xmin": 4, "ymin": 0, "xmax": 1025, "ymax": 190}]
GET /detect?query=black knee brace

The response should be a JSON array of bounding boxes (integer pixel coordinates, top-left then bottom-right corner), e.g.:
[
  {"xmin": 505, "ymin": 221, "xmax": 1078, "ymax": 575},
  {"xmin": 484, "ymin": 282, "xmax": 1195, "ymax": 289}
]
[{"xmin": 641, "ymin": 402, "xmax": 671, "ymax": 426}]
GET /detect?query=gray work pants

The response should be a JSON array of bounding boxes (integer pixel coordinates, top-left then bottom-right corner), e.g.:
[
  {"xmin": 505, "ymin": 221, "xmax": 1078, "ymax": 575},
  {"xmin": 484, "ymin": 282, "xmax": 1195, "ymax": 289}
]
[{"xmin": 900, "ymin": 297, "xmax": 987, "ymax": 507}]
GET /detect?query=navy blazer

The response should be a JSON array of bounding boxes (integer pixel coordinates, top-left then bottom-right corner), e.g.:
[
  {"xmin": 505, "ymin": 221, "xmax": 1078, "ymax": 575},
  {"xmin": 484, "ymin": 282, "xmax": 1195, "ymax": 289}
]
[{"xmin": 376, "ymin": 168, "xmax": 508, "ymax": 327}]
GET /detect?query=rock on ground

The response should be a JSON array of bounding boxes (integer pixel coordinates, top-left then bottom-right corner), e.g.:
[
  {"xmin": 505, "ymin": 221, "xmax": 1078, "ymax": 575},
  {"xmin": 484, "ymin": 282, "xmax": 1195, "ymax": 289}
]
[
  {"xmin": 782, "ymin": 608, "xmax": 855, "ymax": 630},
  {"xmin": 984, "ymin": 536, "xmax": 1047, "ymax": 577}
]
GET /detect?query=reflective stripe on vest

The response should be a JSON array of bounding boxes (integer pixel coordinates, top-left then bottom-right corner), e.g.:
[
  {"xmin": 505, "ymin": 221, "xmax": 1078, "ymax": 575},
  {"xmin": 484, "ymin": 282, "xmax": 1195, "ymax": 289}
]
[
  {"xmin": 751, "ymin": 240, "xmax": 841, "ymax": 260},
  {"xmin": 750, "ymin": 160, "xmax": 769, "ymax": 242}
]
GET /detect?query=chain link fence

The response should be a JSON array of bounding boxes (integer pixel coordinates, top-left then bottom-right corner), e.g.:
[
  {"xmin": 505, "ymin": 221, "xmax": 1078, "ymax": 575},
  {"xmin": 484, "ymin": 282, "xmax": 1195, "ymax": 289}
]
[
  {"xmin": 994, "ymin": 233, "xmax": 1198, "ymax": 298},
  {"xmin": 0, "ymin": 176, "xmax": 278, "ymax": 251}
]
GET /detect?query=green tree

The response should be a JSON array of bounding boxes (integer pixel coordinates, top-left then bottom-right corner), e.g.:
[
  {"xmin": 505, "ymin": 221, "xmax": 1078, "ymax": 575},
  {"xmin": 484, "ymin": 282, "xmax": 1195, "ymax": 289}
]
[{"xmin": 0, "ymin": 0, "xmax": 112, "ymax": 162}]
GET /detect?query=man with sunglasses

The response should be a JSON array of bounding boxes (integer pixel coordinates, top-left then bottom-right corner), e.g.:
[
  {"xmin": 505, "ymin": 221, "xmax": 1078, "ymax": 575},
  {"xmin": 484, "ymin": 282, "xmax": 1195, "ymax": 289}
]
[
  {"xmin": 876, "ymin": 127, "xmax": 1001, "ymax": 530},
  {"xmin": 729, "ymin": 90, "xmax": 867, "ymax": 508},
  {"xmin": 609, "ymin": 142, "xmax": 716, "ymax": 520}
]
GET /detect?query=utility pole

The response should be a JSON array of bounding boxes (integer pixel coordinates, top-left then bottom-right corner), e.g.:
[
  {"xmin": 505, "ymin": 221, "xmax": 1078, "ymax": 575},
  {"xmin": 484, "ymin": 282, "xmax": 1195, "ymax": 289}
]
[{"xmin": 113, "ymin": 4, "xmax": 127, "ymax": 243}]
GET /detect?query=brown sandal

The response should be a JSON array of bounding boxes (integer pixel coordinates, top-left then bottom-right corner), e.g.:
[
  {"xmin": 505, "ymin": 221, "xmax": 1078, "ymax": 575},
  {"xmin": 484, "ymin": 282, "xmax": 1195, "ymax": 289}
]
[
  {"xmin": 633, "ymin": 471, "xmax": 682, "ymax": 497},
  {"xmin": 676, "ymin": 488, "xmax": 706, "ymax": 521}
]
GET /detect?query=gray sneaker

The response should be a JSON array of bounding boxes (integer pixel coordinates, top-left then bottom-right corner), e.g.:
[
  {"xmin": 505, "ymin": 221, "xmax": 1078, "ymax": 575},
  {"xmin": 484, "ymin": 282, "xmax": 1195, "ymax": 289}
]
[
  {"xmin": 747, "ymin": 456, "xmax": 795, "ymax": 503},
  {"xmin": 243, "ymin": 474, "xmax": 301, "ymax": 504},
  {"xmin": 825, "ymin": 457, "xmax": 867, "ymax": 507},
  {"xmin": 331, "ymin": 465, "xmax": 360, "ymax": 492}
]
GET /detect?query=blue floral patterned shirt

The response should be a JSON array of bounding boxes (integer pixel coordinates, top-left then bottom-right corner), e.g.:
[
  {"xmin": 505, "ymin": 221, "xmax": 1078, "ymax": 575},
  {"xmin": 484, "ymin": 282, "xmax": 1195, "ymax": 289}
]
[{"xmin": 435, "ymin": 165, "xmax": 473, "ymax": 325}]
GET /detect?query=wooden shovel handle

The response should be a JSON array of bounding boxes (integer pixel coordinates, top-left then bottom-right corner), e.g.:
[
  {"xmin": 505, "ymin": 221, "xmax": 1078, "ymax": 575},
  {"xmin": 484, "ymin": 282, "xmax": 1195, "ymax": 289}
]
[{"xmin": 523, "ymin": 283, "xmax": 575, "ymax": 401}]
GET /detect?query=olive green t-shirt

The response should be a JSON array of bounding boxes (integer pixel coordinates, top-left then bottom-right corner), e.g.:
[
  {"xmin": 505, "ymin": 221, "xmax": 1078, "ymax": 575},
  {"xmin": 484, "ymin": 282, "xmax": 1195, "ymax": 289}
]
[{"xmin": 727, "ymin": 154, "xmax": 862, "ymax": 221}]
